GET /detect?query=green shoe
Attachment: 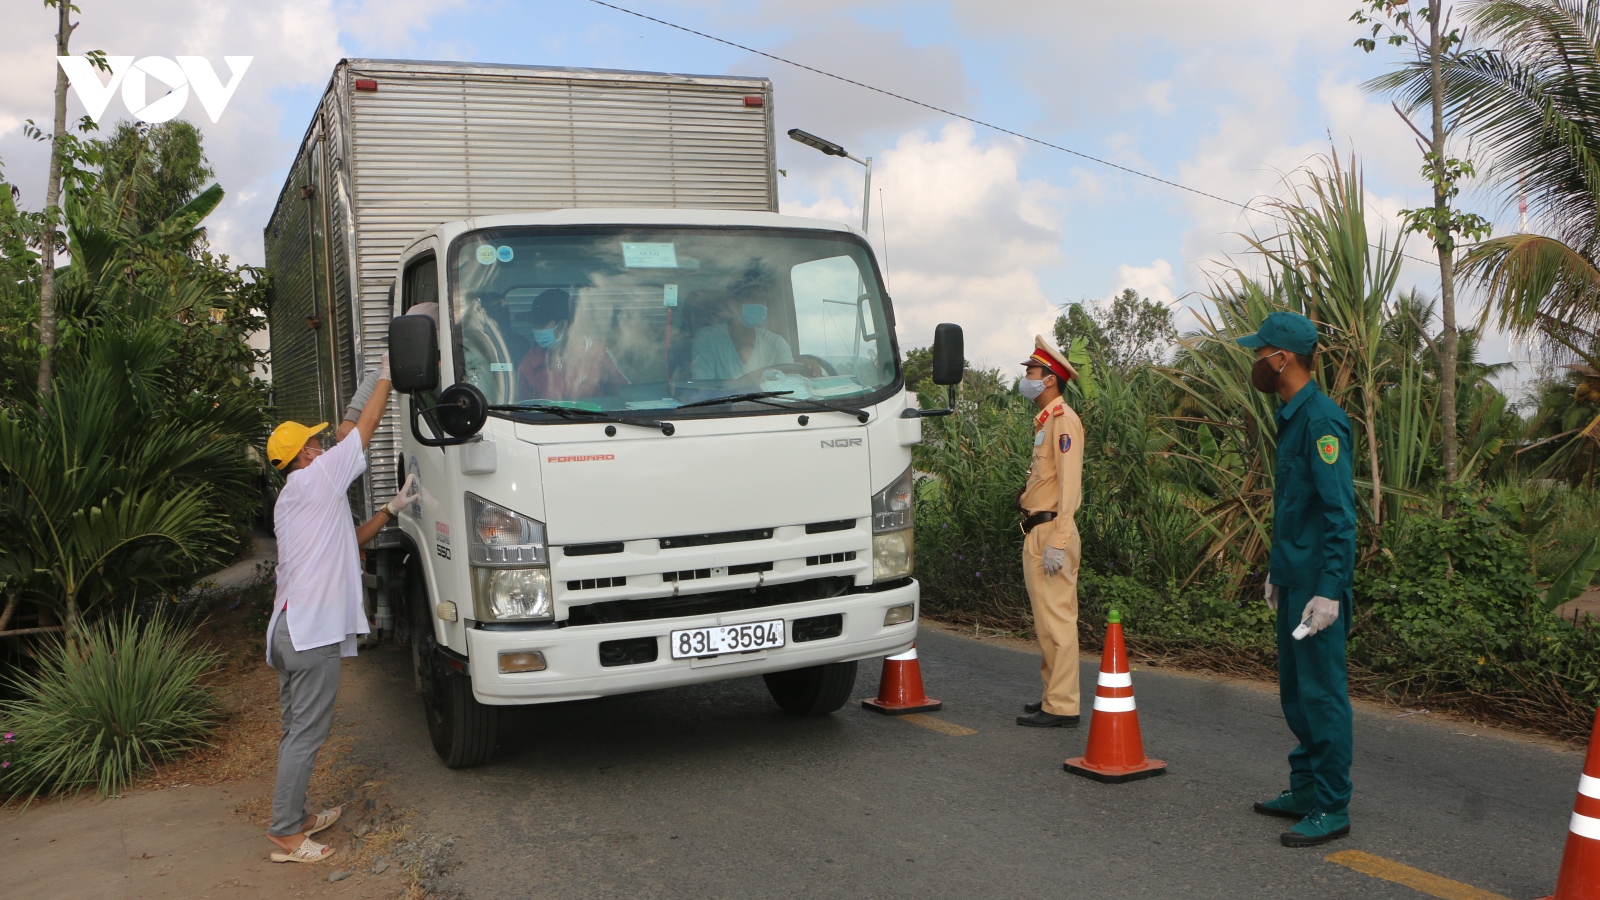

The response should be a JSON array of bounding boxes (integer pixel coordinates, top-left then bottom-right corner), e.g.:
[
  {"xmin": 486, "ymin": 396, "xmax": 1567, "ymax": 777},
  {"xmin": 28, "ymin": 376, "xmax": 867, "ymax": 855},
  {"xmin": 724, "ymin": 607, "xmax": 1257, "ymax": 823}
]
[
  {"xmin": 1281, "ymin": 809, "xmax": 1351, "ymax": 847},
  {"xmin": 1253, "ymin": 789, "xmax": 1314, "ymax": 820}
]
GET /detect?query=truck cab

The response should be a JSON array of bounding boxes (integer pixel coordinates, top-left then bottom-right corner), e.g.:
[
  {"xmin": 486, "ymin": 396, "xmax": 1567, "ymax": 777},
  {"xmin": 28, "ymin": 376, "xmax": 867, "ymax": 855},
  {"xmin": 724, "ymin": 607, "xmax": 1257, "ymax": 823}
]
[{"xmin": 385, "ymin": 207, "xmax": 962, "ymax": 766}]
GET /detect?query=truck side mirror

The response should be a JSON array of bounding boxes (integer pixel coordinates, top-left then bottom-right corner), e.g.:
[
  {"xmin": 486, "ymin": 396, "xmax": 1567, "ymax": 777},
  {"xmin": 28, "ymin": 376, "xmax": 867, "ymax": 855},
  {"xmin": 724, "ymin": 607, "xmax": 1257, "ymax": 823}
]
[
  {"xmin": 931, "ymin": 323, "xmax": 964, "ymax": 386},
  {"xmin": 903, "ymin": 323, "xmax": 965, "ymax": 419},
  {"xmin": 436, "ymin": 383, "xmax": 488, "ymax": 439},
  {"xmin": 389, "ymin": 314, "xmax": 439, "ymax": 393}
]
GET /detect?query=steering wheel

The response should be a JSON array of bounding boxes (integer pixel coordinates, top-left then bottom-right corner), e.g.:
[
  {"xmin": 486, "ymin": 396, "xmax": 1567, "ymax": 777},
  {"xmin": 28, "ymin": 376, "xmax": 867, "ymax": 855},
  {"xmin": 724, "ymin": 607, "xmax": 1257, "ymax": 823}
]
[{"xmin": 796, "ymin": 355, "xmax": 838, "ymax": 377}]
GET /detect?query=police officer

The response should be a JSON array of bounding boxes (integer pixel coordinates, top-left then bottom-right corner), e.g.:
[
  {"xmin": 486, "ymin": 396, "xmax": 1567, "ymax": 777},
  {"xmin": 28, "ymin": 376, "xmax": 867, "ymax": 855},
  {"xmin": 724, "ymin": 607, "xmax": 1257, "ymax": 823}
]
[
  {"xmin": 1238, "ymin": 312, "xmax": 1357, "ymax": 847},
  {"xmin": 1016, "ymin": 336, "xmax": 1086, "ymax": 728}
]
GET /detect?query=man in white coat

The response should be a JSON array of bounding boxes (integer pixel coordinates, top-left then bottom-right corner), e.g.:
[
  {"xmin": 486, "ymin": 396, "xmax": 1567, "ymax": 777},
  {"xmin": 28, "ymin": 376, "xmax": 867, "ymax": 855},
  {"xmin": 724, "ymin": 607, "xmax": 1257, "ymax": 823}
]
[{"xmin": 261, "ymin": 355, "xmax": 418, "ymax": 863}]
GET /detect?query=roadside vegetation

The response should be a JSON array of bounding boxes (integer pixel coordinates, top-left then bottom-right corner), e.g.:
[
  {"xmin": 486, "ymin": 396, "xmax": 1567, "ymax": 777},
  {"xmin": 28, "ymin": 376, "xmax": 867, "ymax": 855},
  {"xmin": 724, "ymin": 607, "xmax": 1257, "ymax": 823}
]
[
  {"xmin": 0, "ymin": 8, "xmax": 268, "ymax": 801},
  {"xmin": 912, "ymin": 147, "xmax": 1600, "ymax": 738}
]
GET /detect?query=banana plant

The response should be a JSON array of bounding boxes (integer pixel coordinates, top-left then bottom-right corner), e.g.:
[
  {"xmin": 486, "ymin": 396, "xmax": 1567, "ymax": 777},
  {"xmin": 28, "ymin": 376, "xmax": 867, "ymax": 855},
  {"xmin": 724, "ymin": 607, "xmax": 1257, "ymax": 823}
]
[{"xmin": 1544, "ymin": 536, "xmax": 1600, "ymax": 613}]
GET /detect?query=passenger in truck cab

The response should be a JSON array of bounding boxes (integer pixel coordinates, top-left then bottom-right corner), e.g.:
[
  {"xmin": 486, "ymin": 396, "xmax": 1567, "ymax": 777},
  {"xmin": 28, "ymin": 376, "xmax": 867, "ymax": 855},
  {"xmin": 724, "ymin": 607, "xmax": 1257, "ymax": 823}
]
[
  {"xmin": 515, "ymin": 288, "xmax": 629, "ymax": 401},
  {"xmin": 689, "ymin": 285, "xmax": 793, "ymax": 381}
]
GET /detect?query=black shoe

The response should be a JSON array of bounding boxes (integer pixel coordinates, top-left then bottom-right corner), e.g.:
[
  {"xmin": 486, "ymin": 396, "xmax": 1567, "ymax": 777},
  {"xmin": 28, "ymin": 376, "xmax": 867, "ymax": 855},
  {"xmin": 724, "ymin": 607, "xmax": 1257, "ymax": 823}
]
[
  {"xmin": 1023, "ymin": 701, "xmax": 1043, "ymax": 714},
  {"xmin": 1016, "ymin": 710, "xmax": 1080, "ymax": 728}
]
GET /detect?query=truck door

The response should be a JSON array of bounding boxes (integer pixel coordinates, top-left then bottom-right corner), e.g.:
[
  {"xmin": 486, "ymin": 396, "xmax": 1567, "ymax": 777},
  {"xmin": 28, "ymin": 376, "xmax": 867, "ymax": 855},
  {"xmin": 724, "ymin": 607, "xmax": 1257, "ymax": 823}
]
[{"xmin": 399, "ymin": 250, "xmax": 459, "ymax": 591}]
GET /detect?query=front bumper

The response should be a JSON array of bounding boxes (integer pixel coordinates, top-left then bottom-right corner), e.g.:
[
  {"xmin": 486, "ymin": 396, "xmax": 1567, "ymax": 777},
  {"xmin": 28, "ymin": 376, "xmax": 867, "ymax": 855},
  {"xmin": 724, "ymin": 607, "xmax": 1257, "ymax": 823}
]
[{"xmin": 464, "ymin": 579, "xmax": 919, "ymax": 705}]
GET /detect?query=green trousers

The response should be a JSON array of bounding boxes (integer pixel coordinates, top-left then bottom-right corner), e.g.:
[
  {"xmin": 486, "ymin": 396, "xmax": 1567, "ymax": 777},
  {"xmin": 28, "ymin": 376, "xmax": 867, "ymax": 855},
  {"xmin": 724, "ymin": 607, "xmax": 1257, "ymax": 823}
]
[{"xmin": 1275, "ymin": 584, "xmax": 1353, "ymax": 814}]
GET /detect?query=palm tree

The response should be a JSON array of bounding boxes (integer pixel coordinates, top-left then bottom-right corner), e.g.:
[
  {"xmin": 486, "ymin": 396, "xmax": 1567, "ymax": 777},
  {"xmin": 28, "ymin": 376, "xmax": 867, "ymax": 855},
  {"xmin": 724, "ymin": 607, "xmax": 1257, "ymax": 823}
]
[{"xmin": 1374, "ymin": 0, "xmax": 1600, "ymax": 371}]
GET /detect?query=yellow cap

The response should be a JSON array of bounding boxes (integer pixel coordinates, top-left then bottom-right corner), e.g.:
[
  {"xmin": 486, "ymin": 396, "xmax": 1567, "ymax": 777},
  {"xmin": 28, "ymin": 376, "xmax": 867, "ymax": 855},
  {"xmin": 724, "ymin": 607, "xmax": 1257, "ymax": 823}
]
[{"xmin": 267, "ymin": 421, "xmax": 328, "ymax": 470}]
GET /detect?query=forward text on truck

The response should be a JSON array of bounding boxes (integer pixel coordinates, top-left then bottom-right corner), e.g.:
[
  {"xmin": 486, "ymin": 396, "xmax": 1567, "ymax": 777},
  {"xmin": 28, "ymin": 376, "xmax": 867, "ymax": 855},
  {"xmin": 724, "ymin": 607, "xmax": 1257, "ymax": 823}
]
[{"xmin": 265, "ymin": 59, "xmax": 963, "ymax": 767}]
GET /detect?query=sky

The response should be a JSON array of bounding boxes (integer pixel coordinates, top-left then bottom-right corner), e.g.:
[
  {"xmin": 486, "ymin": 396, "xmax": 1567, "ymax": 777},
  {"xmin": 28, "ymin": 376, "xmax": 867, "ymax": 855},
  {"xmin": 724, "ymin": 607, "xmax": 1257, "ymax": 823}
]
[{"xmin": 0, "ymin": 0, "xmax": 1538, "ymax": 391}]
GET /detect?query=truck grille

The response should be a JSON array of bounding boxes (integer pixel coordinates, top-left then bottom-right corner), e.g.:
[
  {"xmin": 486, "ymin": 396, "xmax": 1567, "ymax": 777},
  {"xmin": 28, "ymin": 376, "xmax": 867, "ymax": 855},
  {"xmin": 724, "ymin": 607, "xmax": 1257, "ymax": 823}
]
[
  {"xmin": 659, "ymin": 528, "xmax": 773, "ymax": 549},
  {"xmin": 664, "ymin": 562, "xmax": 774, "ymax": 582},
  {"xmin": 565, "ymin": 576, "xmax": 852, "ymax": 626},
  {"xmin": 567, "ymin": 576, "xmax": 627, "ymax": 591},
  {"xmin": 806, "ymin": 552, "xmax": 857, "ymax": 566}
]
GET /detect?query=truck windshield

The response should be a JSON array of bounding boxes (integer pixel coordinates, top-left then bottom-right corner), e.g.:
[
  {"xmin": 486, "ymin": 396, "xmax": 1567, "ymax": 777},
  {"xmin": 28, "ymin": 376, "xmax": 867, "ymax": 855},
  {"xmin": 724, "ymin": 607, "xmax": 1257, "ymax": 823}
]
[{"xmin": 448, "ymin": 226, "xmax": 897, "ymax": 418}]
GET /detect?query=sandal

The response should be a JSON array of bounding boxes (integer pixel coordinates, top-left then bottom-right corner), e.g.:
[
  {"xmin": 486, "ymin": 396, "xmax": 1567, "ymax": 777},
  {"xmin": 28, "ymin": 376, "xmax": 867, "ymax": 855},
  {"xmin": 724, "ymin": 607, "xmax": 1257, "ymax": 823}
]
[
  {"xmin": 270, "ymin": 837, "xmax": 336, "ymax": 864},
  {"xmin": 305, "ymin": 807, "xmax": 342, "ymax": 837}
]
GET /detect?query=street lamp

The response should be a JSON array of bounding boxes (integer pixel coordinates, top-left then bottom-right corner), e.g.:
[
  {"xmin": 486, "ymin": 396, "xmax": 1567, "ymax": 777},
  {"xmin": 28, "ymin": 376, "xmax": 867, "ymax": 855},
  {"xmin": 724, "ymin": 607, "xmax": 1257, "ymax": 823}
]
[{"xmin": 788, "ymin": 128, "xmax": 872, "ymax": 233}]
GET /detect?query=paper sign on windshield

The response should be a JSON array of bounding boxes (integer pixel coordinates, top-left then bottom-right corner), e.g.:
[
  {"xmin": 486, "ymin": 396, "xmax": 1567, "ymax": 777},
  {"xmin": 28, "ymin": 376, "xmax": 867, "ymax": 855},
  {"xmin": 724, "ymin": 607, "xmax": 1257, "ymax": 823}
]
[{"xmin": 622, "ymin": 242, "xmax": 678, "ymax": 268}]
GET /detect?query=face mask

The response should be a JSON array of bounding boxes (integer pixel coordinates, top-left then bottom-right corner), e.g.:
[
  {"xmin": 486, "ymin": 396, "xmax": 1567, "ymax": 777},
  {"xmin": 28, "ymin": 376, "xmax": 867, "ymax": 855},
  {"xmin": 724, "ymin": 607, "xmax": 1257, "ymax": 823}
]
[
  {"xmin": 740, "ymin": 304, "xmax": 768, "ymax": 329},
  {"xmin": 532, "ymin": 328, "xmax": 557, "ymax": 348},
  {"xmin": 1019, "ymin": 377, "xmax": 1046, "ymax": 401},
  {"xmin": 1251, "ymin": 352, "xmax": 1285, "ymax": 393}
]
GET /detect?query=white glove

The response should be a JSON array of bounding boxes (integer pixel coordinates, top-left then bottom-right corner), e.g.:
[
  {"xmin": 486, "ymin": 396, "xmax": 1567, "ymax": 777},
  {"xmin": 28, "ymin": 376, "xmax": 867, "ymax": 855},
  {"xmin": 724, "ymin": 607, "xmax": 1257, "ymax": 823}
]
[
  {"xmin": 379, "ymin": 351, "xmax": 391, "ymax": 382},
  {"xmin": 1264, "ymin": 576, "xmax": 1278, "ymax": 612},
  {"xmin": 1296, "ymin": 596, "xmax": 1340, "ymax": 639},
  {"xmin": 385, "ymin": 473, "xmax": 419, "ymax": 516},
  {"xmin": 1042, "ymin": 545, "xmax": 1066, "ymax": 576}
]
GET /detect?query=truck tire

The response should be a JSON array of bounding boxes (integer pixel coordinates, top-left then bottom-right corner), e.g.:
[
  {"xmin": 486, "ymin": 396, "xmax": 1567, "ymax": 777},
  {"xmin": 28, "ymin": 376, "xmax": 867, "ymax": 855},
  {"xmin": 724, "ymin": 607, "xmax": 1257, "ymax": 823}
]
[
  {"xmin": 763, "ymin": 661, "xmax": 859, "ymax": 716},
  {"xmin": 412, "ymin": 581, "xmax": 498, "ymax": 768}
]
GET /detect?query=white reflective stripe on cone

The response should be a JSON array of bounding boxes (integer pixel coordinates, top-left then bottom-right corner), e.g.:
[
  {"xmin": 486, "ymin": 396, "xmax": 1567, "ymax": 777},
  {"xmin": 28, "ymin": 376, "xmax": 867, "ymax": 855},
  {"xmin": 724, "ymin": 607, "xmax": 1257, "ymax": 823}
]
[
  {"xmin": 1580, "ymin": 773, "xmax": 1600, "ymax": 801},
  {"xmin": 1572, "ymin": 810, "xmax": 1600, "ymax": 841},
  {"xmin": 887, "ymin": 648, "xmax": 918, "ymax": 661},
  {"xmin": 1097, "ymin": 671, "xmax": 1132, "ymax": 688},
  {"xmin": 1093, "ymin": 695, "xmax": 1137, "ymax": 713}
]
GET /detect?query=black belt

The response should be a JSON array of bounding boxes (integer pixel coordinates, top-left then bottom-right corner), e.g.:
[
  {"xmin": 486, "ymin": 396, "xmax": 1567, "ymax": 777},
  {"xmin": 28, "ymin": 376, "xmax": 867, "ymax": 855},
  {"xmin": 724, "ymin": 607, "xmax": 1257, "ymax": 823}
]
[{"xmin": 1022, "ymin": 511, "xmax": 1057, "ymax": 534}]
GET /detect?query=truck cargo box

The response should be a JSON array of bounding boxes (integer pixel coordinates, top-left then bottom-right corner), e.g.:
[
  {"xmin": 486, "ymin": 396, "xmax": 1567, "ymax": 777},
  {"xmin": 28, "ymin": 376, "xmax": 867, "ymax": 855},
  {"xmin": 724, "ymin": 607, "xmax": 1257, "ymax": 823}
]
[{"xmin": 264, "ymin": 59, "xmax": 777, "ymax": 532}]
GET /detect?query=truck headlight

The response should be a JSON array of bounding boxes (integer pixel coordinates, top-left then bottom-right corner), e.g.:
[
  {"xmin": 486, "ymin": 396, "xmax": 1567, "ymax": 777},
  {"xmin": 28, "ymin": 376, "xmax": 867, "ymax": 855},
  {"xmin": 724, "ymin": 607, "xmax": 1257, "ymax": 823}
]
[
  {"xmin": 871, "ymin": 468, "xmax": 914, "ymax": 581},
  {"xmin": 872, "ymin": 529, "xmax": 913, "ymax": 582},
  {"xmin": 473, "ymin": 567, "xmax": 553, "ymax": 621},
  {"xmin": 467, "ymin": 493, "xmax": 552, "ymax": 621},
  {"xmin": 872, "ymin": 467, "xmax": 914, "ymax": 534}
]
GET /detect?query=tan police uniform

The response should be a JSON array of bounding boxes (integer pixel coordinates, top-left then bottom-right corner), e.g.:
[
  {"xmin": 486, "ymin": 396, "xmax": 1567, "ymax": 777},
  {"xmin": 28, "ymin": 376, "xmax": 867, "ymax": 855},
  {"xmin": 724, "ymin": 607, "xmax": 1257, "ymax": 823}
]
[{"xmin": 1020, "ymin": 340, "xmax": 1085, "ymax": 717}]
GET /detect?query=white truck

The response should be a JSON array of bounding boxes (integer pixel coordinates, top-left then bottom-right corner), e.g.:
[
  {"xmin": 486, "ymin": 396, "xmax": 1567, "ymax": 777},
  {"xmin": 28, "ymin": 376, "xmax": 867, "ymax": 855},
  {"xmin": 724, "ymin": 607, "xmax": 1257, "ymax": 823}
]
[{"xmin": 264, "ymin": 59, "xmax": 963, "ymax": 767}]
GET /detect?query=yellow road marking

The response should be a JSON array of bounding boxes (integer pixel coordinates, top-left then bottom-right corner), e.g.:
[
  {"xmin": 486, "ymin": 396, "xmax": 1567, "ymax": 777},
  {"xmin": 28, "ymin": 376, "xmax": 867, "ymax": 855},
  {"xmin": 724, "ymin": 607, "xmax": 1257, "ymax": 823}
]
[
  {"xmin": 899, "ymin": 713, "xmax": 976, "ymax": 736},
  {"xmin": 1325, "ymin": 850, "xmax": 1510, "ymax": 900}
]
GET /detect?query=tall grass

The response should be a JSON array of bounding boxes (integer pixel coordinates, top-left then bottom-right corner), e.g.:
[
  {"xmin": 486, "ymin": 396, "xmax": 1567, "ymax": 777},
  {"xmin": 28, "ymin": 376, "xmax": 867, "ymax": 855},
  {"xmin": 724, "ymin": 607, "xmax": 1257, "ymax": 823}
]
[{"xmin": 0, "ymin": 612, "xmax": 220, "ymax": 802}]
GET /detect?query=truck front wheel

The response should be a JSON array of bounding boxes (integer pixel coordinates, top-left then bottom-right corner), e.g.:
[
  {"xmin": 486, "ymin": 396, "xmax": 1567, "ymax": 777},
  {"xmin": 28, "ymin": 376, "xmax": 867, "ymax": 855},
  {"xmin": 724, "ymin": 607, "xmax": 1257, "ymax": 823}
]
[
  {"xmin": 412, "ymin": 587, "xmax": 498, "ymax": 768},
  {"xmin": 763, "ymin": 661, "xmax": 859, "ymax": 716}
]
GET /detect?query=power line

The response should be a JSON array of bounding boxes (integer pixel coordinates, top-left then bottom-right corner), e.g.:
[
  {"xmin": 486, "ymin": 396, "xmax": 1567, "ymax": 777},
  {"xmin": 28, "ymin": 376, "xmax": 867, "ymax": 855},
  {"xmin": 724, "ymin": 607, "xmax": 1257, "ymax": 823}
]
[
  {"xmin": 587, "ymin": 0, "xmax": 1249, "ymax": 211},
  {"xmin": 586, "ymin": 0, "xmax": 1438, "ymax": 269}
]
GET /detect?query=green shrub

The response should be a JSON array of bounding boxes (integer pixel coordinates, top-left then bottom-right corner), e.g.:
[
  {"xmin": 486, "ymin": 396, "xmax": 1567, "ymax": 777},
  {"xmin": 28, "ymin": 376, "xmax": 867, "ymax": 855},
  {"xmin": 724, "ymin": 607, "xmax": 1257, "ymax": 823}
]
[{"xmin": 0, "ymin": 612, "xmax": 220, "ymax": 802}]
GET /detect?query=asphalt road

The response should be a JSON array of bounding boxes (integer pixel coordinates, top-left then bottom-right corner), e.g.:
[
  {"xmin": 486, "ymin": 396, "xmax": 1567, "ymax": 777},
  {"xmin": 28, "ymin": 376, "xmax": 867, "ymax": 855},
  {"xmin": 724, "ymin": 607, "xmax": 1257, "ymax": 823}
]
[{"xmin": 336, "ymin": 626, "xmax": 1580, "ymax": 899}]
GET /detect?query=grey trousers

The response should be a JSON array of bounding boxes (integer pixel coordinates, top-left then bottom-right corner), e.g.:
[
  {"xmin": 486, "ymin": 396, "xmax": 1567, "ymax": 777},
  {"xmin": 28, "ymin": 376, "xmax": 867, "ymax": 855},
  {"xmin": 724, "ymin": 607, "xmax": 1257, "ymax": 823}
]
[{"xmin": 268, "ymin": 614, "xmax": 341, "ymax": 837}]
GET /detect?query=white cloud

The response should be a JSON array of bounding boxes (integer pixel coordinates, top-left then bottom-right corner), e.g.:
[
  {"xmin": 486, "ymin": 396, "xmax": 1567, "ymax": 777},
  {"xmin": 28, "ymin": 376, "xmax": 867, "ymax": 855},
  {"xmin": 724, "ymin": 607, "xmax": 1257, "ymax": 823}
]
[
  {"xmin": 1114, "ymin": 259, "xmax": 1179, "ymax": 306},
  {"xmin": 785, "ymin": 121, "xmax": 1065, "ymax": 370},
  {"xmin": 0, "ymin": 0, "xmax": 465, "ymax": 267}
]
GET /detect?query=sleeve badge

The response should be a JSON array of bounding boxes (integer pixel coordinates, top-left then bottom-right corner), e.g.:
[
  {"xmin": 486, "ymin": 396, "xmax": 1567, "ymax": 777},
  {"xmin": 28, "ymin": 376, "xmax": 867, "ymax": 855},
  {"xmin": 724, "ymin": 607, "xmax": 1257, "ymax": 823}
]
[
  {"xmin": 1316, "ymin": 435, "xmax": 1339, "ymax": 464},
  {"xmin": 1059, "ymin": 434, "xmax": 1072, "ymax": 453}
]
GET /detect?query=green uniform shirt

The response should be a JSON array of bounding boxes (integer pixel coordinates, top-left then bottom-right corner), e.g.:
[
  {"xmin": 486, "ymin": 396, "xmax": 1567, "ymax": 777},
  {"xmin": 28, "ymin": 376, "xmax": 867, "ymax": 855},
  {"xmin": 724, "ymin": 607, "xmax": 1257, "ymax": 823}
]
[{"xmin": 1269, "ymin": 381, "xmax": 1357, "ymax": 599}]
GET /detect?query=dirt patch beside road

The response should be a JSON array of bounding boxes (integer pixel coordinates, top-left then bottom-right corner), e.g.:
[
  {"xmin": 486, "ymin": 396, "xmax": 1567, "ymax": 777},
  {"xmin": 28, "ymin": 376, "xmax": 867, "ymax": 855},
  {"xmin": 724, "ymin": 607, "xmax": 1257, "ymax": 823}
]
[{"xmin": 0, "ymin": 542, "xmax": 425, "ymax": 899}]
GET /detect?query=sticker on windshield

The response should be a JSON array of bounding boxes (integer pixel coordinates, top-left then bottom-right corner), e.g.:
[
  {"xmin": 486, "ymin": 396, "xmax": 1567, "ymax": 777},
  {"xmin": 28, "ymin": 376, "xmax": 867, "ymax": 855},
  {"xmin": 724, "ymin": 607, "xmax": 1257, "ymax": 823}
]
[
  {"xmin": 496, "ymin": 245, "xmax": 514, "ymax": 263},
  {"xmin": 489, "ymin": 362, "xmax": 512, "ymax": 372},
  {"xmin": 475, "ymin": 245, "xmax": 495, "ymax": 265},
  {"xmin": 663, "ymin": 284, "xmax": 678, "ymax": 307},
  {"xmin": 622, "ymin": 242, "xmax": 678, "ymax": 268}
]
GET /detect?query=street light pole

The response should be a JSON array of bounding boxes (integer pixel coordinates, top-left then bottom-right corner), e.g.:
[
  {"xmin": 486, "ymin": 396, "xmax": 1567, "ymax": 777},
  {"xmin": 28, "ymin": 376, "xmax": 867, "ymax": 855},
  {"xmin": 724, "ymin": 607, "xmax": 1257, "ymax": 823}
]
[{"xmin": 788, "ymin": 128, "xmax": 872, "ymax": 234}]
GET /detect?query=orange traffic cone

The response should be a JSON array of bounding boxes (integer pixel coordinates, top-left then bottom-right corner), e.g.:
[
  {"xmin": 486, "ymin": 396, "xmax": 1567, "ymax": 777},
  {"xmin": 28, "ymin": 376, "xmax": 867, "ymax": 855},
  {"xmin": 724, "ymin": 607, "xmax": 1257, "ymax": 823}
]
[
  {"xmin": 1537, "ymin": 707, "xmax": 1600, "ymax": 899},
  {"xmin": 1064, "ymin": 610, "xmax": 1166, "ymax": 783},
  {"xmin": 861, "ymin": 644, "xmax": 942, "ymax": 715}
]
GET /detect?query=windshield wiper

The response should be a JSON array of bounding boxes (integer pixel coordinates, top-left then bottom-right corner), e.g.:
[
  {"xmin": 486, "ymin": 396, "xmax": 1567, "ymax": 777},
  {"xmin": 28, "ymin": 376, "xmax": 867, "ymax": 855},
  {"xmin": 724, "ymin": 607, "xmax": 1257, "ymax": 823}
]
[
  {"xmin": 670, "ymin": 390, "xmax": 869, "ymax": 422},
  {"xmin": 489, "ymin": 404, "xmax": 674, "ymax": 436},
  {"xmin": 746, "ymin": 395, "xmax": 871, "ymax": 423},
  {"xmin": 672, "ymin": 390, "xmax": 794, "ymax": 410}
]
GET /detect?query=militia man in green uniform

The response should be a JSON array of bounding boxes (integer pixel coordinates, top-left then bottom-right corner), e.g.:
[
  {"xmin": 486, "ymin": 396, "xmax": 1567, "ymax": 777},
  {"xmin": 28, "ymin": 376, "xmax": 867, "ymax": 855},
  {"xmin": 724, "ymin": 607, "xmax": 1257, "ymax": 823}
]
[{"xmin": 1238, "ymin": 311, "xmax": 1357, "ymax": 848}]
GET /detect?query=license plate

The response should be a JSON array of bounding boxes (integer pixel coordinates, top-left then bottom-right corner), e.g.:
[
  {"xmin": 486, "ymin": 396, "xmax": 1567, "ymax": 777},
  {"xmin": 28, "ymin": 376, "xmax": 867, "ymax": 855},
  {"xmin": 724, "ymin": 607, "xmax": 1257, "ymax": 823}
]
[{"xmin": 670, "ymin": 619, "xmax": 785, "ymax": 659}]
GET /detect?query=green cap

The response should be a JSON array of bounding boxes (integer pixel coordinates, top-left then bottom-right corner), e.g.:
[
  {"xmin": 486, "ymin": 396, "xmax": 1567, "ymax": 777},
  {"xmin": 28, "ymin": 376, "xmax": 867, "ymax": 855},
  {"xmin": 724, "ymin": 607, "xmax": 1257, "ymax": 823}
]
[
  {"xmin": 1107, "ymin": 609, "xmax": 1121, "ymax": 624},
  {"xmin": 1237, "ymin": 311, "xmax": 1318, "ymax": 356}
]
